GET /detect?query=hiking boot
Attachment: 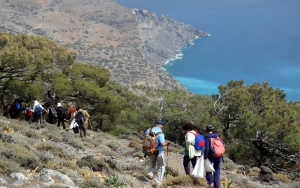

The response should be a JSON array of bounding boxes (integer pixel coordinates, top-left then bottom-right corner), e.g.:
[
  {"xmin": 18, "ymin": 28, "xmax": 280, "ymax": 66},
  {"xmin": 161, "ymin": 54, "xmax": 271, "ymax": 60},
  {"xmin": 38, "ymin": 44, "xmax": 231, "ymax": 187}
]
[{"xmin": 146, "ymin": 174, "xmax": 153, "ymax": 180}]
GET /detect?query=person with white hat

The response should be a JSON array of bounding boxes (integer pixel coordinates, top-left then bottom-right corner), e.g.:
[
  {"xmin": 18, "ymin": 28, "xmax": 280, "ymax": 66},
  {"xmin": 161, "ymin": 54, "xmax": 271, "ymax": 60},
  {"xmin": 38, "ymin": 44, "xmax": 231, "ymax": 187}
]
[{"xmin": 33, "ymin": 100, "xmax": 47, "ymax": 124}]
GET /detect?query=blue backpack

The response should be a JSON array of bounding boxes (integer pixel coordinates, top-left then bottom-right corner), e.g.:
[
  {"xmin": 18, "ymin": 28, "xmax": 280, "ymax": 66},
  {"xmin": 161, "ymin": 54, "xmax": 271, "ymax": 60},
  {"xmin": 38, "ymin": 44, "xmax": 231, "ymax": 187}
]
[
  {"xmin": 34, "ymin": 105, "xmax": 42, "ymax": 115},
  {"xmin": 190, "ymin": 131, "xmax": 205, "ymax": 150},
  {"xmin": 15, "ymin": 102, "xmax": 21, "ymax": 111}
]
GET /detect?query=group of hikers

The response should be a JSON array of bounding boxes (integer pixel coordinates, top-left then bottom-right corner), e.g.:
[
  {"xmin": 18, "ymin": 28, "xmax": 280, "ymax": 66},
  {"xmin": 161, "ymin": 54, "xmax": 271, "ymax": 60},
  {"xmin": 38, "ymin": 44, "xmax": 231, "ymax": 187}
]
[
  {"xmin": 3, "ymin": 99, "xmax": 91, "ymax": 138},
  {"xmin": 5, "ymin": 99, "xmax": 224, "ymax": 187},
  {"xmin": 143, "ymin": 120, "xmax": 225, "ymax": 188}
]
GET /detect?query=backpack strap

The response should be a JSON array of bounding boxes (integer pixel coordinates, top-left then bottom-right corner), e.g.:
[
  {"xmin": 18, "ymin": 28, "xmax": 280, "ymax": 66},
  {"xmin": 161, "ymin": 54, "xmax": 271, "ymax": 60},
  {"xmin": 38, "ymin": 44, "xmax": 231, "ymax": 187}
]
[{"xmin": 188, "ymin": 130, "xmax": 198, "ymax": 145}]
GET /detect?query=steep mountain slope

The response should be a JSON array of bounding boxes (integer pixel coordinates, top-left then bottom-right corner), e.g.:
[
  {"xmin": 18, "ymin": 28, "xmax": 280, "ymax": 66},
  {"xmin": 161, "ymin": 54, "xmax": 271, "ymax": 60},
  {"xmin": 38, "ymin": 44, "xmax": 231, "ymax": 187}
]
[{"xmin": 0, "ymin": 0, "xmax": 208, "ymax": 90}]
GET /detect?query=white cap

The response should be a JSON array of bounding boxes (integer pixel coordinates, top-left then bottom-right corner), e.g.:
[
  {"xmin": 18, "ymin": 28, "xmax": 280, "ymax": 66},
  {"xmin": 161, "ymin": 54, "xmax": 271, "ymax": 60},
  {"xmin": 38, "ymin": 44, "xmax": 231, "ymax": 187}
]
[{"xmin": 57, "ymin": 103, "xmax": 62, "ymax": 107}]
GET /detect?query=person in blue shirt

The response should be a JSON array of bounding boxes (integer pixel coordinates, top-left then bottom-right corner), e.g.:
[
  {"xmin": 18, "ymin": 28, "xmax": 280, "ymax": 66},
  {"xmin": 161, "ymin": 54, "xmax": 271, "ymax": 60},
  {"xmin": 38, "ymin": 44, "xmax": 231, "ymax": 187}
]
[
  {"xmin": 144, "ymin": 120, "xmax": 170, "ymax": 186},
  {"xmin": 204, "ymin": 124, "xmax": 225, "ymax": 188}
]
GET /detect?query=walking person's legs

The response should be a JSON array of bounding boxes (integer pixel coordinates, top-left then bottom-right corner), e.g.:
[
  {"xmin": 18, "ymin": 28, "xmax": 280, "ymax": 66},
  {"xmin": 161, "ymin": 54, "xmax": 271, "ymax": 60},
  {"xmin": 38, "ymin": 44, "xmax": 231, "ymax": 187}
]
[
  {"xmin": 183, "ymin": 156, "xmax": 191, "ymax": 175},
  {"xmin": 83, "ymin": 122, "xmax": 88, "ymax": 137},
  {"xmin": 79, "ymin": 123, "xmax": 84, "ymax": 137},
  {"xmin": 147, "ymin": 155, "xmax": 156, "ymax": 179},
  {"xmin": 212, "ymin": 157, "xmax": 222, "ymax": 188},
  {"xmin": 62, "ymin": 120, "xmax": 66, "ymax": 129},
  {"xmin": 57, "ymin": 118, "xmax": 61, "ymax": 127},
  {"xmin": 155, "ymin": 152, "xmax": 165, "ymax": 184}
]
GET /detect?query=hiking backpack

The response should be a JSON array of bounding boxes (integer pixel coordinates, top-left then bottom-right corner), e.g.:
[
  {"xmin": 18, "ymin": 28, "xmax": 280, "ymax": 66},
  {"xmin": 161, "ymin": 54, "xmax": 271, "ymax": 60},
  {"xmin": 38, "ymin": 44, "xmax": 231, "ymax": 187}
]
[
  {"xmin": 27, "ymin": 108, "xmax": 33, "ymax": 117},
  {"xmin": 142, "ymin": 128, "xmax": 161, "ymax": 156},
  {"xmin": 15, "ymin": 102, "xmax": 21, "ymax": 111},
  {"xmin": 34, "ymin": 105, "xmax": 42, "ymax": 115},
  {"xmin": 76, "ymin": 111, "xmax": 85, "ymax": 124},
  {"xmin": 210, "ymin": 137, "xmax": 225, "ymax": 157},
  {"xmin": 190, "ymin": 131, "xmax": 205, "ymax": 150}
]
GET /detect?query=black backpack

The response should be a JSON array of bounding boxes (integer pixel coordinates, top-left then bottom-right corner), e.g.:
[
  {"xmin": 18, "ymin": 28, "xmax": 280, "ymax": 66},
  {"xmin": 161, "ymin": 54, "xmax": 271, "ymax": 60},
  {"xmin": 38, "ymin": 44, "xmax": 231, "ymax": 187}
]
[{"xmin": 76, "ymin": 111, "xmax": 85, "ymax": 124}]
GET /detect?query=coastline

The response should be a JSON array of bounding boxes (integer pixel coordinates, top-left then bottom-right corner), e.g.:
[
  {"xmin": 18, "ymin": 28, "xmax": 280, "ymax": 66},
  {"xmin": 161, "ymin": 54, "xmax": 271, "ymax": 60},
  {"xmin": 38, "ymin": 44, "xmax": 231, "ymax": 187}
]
[{"xmin": 161, "ymin": 34, "xmax": 210, "ymax": 71}]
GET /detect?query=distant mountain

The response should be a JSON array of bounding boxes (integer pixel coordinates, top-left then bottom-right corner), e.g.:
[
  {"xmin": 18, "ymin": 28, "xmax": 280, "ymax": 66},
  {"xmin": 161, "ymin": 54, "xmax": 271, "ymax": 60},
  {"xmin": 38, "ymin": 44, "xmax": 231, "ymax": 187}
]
[{"xmin": 0, "ymin": 0, "xmax": 208, "ymax": 91}]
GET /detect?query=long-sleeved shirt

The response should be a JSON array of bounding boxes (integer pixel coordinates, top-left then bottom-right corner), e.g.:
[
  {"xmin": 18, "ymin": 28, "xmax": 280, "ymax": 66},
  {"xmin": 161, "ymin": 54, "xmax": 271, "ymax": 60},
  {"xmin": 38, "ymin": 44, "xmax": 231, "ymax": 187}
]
[
  {"xmin": 204, "ymin": 132, "xmax": 225, "ymax": 159},
  {"xmin": 185, "ymin": 130, "xmax": 202, "ymax": 159}
]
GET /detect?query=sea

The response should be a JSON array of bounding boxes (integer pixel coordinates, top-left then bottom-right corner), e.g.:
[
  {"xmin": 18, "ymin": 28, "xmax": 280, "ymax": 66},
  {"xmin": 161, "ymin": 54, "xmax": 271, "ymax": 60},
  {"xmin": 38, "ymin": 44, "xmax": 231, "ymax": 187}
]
[{"xmin": 116, "ymin": 0, "xmax": 300, "ymax": 101}]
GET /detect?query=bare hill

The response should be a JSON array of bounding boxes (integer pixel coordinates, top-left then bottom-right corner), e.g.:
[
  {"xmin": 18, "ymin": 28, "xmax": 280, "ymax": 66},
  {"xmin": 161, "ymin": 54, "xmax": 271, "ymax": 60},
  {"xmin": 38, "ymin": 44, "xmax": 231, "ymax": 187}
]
[{"xmin": 0, "ymin": 0, "xmax": 208, "ymax": 91}]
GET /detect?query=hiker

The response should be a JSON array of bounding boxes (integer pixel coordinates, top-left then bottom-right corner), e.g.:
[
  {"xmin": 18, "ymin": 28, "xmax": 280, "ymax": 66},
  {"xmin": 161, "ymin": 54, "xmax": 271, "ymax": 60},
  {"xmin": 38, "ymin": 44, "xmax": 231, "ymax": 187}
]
[
  {"xmin": 68, "ymin": 103, "xmax": 79, "ymax": 134},
  {"xmin": 33, "ymin": 100, "xmax": 47, "ymax": 124},
  {"xmin": 204, "ymin": 124, "xmax": 225, "ymax": 188},
  {"xmin": 144, "ymin": 120, "xmax": 170, "ymax": 186},
  {"xmin": 8, "ymin": 102, "xmax": 16, "ymax": 119},
  {"xmin": 75, "ymin": 106, "xmax": 90, "ymax": 137},
  {"xmin": 24, "ymin": 103, "xmax": 33, "ymax": 124},
  {"xmin": 56, "ymin": 103, "xmax": 66, "ymax": 129},
  {"xmin": 182, "ymin": 122, "xmax": 202, "ymax": 175},
  {"xmin": 13, "ymin": 99, "xmax": 22, "ymax": 120}
]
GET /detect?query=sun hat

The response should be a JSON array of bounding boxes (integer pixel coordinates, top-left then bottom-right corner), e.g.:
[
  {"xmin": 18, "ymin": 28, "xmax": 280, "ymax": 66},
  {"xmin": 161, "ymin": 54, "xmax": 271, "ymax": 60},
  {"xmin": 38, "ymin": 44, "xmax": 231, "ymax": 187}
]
[
  {"xmin": 155, "ymin": 120, "xmax": 165, "ymax": 126},
  {"xmin": 57, "ymin": 103, "xmax": 62, "ymax": 107}
]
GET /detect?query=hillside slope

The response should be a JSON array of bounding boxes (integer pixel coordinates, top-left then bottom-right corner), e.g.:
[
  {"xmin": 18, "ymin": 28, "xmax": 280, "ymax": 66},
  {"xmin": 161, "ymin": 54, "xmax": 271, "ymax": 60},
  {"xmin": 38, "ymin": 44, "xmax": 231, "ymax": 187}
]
[
  {"xmin": 0, "ymin": 117, "xmax": 297, "ymax": 187},
  {"xmin": 0, "ymin": 0, "xmax": 208, "ymax": 91}
]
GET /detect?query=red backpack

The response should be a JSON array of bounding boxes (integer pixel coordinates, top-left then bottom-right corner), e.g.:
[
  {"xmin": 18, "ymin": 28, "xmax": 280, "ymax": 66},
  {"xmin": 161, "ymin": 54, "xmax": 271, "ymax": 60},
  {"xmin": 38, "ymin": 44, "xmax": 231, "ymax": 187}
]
[{"xmin": 210, "ymin": 137, "xmax": 225, "ymax": 157}]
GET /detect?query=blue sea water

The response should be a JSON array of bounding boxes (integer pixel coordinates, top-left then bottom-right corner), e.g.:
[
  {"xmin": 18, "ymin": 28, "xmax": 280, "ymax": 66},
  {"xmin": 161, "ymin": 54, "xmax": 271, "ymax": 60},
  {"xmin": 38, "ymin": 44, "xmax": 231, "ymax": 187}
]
[{"xmin": 116, "ymin": 0, "xmax": 300, "ymax": 101}]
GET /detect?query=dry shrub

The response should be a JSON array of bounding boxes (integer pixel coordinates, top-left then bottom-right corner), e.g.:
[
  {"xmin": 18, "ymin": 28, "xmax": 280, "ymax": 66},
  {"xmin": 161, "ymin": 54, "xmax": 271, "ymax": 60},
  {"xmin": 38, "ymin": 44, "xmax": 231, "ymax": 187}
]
[
  {"xmin": 275, "ymin": 173, "xmax": 291, "ymax": 183},
  {"xmin": 1, "ymin": 143, "xmax": 39, "ymax": 169},
  {"xmin": 0, "ymin": 156, "xmax": 23, "ymax": 175},
  {"xmin": 128, "ymin": 141, "xmax": 141, "ymax": 148},
  {"xmin": 127, "ymin": 135, "xmax": 142, "ymax": 143},
  {"xmin": 113, "ymin": 172, "xmax": 144, "ymax": 187},
  {"xmin": 97, "ymin": 145, "xmax": 112, "ymax": 153},
  {"xmin": 23, "ymin": 128, "xmax": 44, "ymax": 139},
  {"xmin": 78, "ymin": 178, "xmax": 102, "ymax": 188},
  {"xmin": 165, "ymin": 174, "xmax": 207, "ymax": 187},
  {"xmin": 37, "ymin": 142, "xmax": 72, "ymax": 159},
  {"xmin": 77, "ymin": 156, "xmax": 113, "ymax": 175},
  {"xmin": 106, "ymin": 140, "xmax": 119, "ymax": 151},
  {"xmin": 69, "ymin": 138, "xmax": 85, "ymax": 149},
  {"xmin": 248, "ymin": 167, "xmax": 260, "ymax": 177},
  {"xmin": 82, "ymin": 137, "xmax": 101, "ymax": 147},
  {"xmin": 42, "ymin": 130, "xmax": 63, "ymax": 142},
  {"xmin": 133, "ymin": 151, "xmax": 144, "ymax": 158}
]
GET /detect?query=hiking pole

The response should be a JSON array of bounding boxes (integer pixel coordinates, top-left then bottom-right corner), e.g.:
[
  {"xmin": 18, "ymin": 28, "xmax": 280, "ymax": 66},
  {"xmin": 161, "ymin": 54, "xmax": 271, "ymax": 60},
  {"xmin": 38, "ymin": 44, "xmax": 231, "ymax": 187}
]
[{"xmin": 166, "ymin": 144, "xmax": 169, "ymax": 180}]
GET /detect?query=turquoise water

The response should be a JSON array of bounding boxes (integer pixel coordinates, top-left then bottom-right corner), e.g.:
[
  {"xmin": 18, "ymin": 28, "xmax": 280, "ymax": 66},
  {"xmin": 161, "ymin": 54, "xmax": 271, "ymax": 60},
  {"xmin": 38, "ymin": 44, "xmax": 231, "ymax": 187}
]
[{"xmin": 116, "ymin": 0, "xmax": 300, "ymax": 101}]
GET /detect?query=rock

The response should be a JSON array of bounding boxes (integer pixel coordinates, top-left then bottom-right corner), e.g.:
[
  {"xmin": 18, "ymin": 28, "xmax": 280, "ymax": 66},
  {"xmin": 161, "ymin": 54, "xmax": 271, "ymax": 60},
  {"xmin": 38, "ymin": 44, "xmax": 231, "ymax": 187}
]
[
  {"xmin": 260, "ymin": 165, "xmax": 277, "ymax": 182},
  {"xmin": 39, "ymin": 168, "xmax": 77, "ymax": 187},
  {"xmin": 10, "ymin": 172, "xmax": 29, "ymax": 187}
]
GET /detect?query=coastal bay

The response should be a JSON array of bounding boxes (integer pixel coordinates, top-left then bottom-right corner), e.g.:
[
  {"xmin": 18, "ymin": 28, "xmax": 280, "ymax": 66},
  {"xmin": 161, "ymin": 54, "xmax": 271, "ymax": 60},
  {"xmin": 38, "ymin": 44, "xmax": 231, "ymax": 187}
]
[{"xmin": 117, "ymin": 0, "xmax": 300, "ymax": 101}]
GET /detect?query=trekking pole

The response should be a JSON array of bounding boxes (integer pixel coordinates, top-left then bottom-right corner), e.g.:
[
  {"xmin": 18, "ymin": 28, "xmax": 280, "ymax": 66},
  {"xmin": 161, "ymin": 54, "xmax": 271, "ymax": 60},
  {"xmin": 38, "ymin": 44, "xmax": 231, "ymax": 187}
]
[{"xmin": 166, "ymin": 144, "xmax": 169, "ymax": 180}]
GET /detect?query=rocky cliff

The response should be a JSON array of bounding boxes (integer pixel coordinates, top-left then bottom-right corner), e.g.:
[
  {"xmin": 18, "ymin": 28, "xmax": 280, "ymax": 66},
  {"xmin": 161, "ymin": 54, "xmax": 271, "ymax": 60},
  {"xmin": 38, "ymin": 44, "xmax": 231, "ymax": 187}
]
[{"xmin": 0, "ymin": 0, "xmax": 208, "ymax": 91}]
